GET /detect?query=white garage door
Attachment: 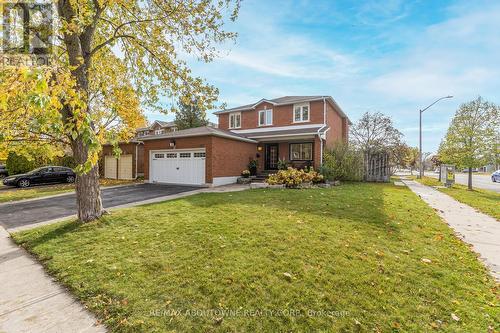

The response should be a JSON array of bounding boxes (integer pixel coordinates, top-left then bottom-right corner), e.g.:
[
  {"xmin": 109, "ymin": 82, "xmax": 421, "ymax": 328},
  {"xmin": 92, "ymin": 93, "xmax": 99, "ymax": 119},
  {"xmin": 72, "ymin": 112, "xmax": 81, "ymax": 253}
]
[
  {"xmin": 104, "ymin": 156, "xmax": 117, "ymax": 179},
  {"xmin": 118, "ymin": 154, "xmax": 133, "ymax": 180},
  {"xmin": 150, "ymin": 150, "xmax": 205, "ymax": 185}
]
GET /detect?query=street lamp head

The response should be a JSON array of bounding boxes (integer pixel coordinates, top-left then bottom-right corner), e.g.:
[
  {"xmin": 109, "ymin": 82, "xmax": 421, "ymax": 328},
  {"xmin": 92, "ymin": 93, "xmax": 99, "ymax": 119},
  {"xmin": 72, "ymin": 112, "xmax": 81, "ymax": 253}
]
[{"xmin": 445, "ymin": 95, "xmax": 453, "ymax": 99}]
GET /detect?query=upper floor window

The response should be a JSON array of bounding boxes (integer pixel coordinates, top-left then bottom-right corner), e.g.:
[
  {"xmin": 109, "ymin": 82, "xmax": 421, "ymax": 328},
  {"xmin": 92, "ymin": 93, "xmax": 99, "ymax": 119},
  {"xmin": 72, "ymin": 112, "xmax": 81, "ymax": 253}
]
[
  {"xmin": 293, "ymin": 103, "xmax": 310, "ymax": 123},
  {"xmin": 229, "ymin": 112, "xmax": 241, "ymax": 129},
  {"xmin": 258, "ymin": 109, "xmax": 273, "ymax": 126},
  {"xmin": 155, "ymin": 129, "xmax": 164, "ymax": 135}
]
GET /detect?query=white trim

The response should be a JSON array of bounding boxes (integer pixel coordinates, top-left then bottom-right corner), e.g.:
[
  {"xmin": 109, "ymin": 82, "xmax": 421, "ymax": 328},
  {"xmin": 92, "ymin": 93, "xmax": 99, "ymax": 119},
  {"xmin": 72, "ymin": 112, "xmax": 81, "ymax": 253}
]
[
  {"xmin": 292, "ymin": 102, "xmax": 310, "ymax": 123},
  {"xmin": 150, "ymin": 148, "xmax": 206, "ymax": 153},
  {"xmin": 139, "ymin": 130, "xmax": 257, "ymax": 143},
  {"xmin": 229, "ymin": 112, "xmax": 241, "ymax": 129},
  {"xmin": 212, "ymin": 176, "xmax": 239, "ymax": 186},
  {"xmin": 248, "ymin": 133, "xmax": 317, "ymax": 139},
  {"xmin": 258, "ymin": 109, "xmax": 273, "ymax": 127},
  {"xmin": 289, "ymin": 142, "xmax": 314, "ymax": 161},
  {"xmin": 251, "ymin": 98, "xmax": 277, "ymax": 108},
  {"xmin": 231, "ymin": 123, "xmax": 322, "ymax": 134}
]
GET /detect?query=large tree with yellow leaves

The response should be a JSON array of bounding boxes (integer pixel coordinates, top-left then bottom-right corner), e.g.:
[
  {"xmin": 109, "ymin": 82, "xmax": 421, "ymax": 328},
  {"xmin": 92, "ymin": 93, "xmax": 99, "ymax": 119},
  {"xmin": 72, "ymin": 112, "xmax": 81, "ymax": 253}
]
[{"xmin": 0, "ymin": 0, "xmax": 240, "ymax": 221}]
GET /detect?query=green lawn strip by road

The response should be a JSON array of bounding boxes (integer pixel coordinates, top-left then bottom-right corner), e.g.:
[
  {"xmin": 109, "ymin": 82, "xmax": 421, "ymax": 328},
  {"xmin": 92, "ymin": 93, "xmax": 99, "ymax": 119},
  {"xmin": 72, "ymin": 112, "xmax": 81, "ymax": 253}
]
[
  {"xmin": 13, "ymin": 183, "xmax": 499, "ymax": 332},
  {"xmin": 417, "ymin": 176, "xmax": 500, "ymax": 220},
  {"xmin": 0, "ymin": 179, "xmax": 141, "ymax": 204}
]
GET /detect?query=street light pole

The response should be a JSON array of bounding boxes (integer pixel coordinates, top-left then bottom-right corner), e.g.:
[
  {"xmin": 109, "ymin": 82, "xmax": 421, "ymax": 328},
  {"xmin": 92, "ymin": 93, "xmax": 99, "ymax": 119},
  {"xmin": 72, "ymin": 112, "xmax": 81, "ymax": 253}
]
[{"xmin": 418, "ymin": 95, "xmax": 453, "ymax": 179}]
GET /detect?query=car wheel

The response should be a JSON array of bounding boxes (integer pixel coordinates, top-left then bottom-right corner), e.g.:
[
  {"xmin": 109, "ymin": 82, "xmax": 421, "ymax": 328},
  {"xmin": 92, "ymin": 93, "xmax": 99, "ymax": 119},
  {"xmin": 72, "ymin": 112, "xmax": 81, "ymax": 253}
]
[
  {"xmin": 18, "ymin": 179, "xmax": 31, "ymax": 188},
  {"xmin": 66, "ymin": 175, "xmax": 75, "ymax": 183}
]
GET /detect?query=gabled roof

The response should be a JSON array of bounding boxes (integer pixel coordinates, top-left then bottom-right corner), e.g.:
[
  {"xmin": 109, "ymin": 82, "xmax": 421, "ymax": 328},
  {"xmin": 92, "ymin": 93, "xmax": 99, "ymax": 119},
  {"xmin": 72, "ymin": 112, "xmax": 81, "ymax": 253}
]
[
  {"xmin": 137, "ymin": 120, "xmax": 176, "ymax": 131},
  {"xmin": 214, "ymin": 95, "xmax": 351, "ymax": 124},
  {"xmin": 138, "ymin": 126, "xmax": 257, "ymax": 143}
]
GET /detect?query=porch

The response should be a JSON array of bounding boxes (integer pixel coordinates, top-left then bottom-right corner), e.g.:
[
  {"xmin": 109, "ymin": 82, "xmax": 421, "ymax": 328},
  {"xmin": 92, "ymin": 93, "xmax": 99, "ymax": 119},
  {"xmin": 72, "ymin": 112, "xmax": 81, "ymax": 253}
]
[{"xmin": 255, "ymin": 139, "xmax": 322, "ymax": 172}]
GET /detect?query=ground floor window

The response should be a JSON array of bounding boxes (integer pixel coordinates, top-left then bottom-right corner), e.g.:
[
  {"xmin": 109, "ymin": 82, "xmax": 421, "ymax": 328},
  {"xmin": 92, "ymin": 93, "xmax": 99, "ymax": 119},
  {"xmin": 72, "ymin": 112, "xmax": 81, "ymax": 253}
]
[{"xmin": 290, "ymin": 143, "xmax": 313, "ymax": 161}]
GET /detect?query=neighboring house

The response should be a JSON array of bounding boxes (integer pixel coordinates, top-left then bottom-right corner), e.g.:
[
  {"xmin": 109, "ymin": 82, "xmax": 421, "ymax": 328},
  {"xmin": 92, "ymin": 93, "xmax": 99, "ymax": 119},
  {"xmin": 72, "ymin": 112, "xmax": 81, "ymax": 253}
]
[
  {"xmin": 101, "ymin": 141, "xmax": 144, "ymax": 180},
  {"xmin": 140, "ymin": 96, "xmax": 351, "ymax": 186},
  {"xmin": 100, "ymin": 121, "xmax": 218, "ymax": 180},
  {"xmin": 136, "ymin": 120, "xmax": 178, "ymax": 137},
  {"xmin": 479, "ymin": 164, "xmax": 499, "ymax": 173}
]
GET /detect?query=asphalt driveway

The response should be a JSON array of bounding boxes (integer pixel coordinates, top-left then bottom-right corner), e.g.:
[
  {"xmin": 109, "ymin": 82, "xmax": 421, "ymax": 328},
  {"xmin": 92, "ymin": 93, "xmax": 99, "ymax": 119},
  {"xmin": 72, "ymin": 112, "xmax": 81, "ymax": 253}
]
[{"xmin": 0, "ymin": 184, "xmax": 200, "ymax": 229}]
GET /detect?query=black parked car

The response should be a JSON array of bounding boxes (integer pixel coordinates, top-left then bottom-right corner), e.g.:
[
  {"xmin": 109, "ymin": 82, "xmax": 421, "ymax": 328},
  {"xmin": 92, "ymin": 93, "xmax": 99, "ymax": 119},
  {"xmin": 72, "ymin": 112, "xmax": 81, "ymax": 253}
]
[
  {"xmin": 0, "ymin": 164, "xmax": 8, "ymax": 179},
  {"xmin": 2, "ymin": 166, "xmax": 76, "ymax": 188}
]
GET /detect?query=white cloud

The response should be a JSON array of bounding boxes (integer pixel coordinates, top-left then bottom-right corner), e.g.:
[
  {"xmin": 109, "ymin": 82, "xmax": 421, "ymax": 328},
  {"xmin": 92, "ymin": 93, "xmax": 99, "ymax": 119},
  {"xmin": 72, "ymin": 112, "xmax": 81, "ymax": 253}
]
[{"xmin": 367, "ymin": 3, "xmax": 500, "ymax": 101}]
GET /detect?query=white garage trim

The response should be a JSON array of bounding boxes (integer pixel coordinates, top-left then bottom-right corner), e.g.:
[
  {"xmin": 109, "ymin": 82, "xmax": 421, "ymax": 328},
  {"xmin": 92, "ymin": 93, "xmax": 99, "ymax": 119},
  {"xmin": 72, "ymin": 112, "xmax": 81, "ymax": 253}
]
[
  {"xmin": 212, "ymin": 176, "xmax": 239, "ymax": 186},
  {"xmin": 149, "ymin": 149, "xmax": 206, "ymax": 186}
]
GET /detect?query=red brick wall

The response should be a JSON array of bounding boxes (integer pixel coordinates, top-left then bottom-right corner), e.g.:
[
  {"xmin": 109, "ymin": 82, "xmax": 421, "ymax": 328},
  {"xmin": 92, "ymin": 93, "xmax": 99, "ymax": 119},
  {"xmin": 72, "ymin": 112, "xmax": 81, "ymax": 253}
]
[
  {"xmin": 314, "ymin": 137, "xmax": 322, "ymax": 169},
  {"xmin": 324, "ymin": 102, "xmax": 344, "ymax": 149},
  {"xmin": 211, "ymin": 136, "xmax": 257, "ymax": 178},
  {"xmin": 143, "ymin": 136, "xmax": 213, "ymax": 182},
  {"xmin": 342, "ymin": 118, "xmax": 349, "ymax": 142},
  {"xmin": 101, "ymin": 142, "xmax": 138, "ymax": 178},
  {"xmin": 217, "ymin": 100, "xmax": 326, "ymax": 130},
  {"xmin": 137, "ymin": 144, "xmax": 144, "ymax": 174},
  {"xmin": 143, "ymin": 136, "xmax": 257, "ymax": 184}
]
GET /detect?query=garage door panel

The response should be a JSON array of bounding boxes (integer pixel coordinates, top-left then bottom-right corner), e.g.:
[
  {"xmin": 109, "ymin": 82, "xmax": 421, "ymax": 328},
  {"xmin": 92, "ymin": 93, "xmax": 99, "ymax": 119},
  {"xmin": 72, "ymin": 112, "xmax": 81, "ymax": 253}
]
[
  {"xmin": 118, "ymin": 154, "xmax": 133, "ymax": 180},
  {"xmin": 104, "ymin": 156, "xmax": 117, "ymax": 179},
  {"xmin": 150, "ymin": 150, "xmax": 205, "ymax": 185}
]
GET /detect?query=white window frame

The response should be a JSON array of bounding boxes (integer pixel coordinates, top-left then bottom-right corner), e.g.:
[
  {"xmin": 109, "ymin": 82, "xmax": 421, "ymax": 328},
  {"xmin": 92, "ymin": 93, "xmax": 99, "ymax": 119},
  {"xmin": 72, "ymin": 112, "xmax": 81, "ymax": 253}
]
[
  {"xmin": 229, "ymin": 112, "xmax": 241, "ymax": 129},
  {"xmin": 258, "ymin": 109, "xmax": 273, "ymax": 126},
  {"xmin": 155, "ymin": 129, "xmax": 165, "ymax": 135},
  {"xmin": 289, "ymin": 142, "xmax": 313, "ymax": 161},
  {"xmin": 293, "ymin": 102, "xmax": 310, "ymax": 123}
]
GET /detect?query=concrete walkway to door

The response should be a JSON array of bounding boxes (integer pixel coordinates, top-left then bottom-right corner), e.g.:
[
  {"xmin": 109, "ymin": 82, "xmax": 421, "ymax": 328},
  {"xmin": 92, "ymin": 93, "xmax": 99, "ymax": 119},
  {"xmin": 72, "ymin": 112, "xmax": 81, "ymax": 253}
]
[{"xmin": 401, "ymin": 178, "xmax": 500, "ymax": 281}]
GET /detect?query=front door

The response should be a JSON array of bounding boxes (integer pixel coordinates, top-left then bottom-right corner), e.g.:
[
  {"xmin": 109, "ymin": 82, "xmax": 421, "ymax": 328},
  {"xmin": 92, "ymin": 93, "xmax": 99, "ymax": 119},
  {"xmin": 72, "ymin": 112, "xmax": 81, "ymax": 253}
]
[{"xmin": 265, "ymin": 144, "xmax": 279, "ymax": 170}]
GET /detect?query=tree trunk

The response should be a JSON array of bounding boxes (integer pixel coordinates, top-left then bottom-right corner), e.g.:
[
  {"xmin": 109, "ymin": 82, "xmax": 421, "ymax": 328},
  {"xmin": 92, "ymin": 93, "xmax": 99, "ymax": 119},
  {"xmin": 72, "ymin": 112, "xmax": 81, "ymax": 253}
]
[
  {"xmin": 72, "ymin": 137, "xmax": 103, "ymax": 222},
  {"xmin": 468, "ymin": 167, "xmax": 473, "ymax": 190}
]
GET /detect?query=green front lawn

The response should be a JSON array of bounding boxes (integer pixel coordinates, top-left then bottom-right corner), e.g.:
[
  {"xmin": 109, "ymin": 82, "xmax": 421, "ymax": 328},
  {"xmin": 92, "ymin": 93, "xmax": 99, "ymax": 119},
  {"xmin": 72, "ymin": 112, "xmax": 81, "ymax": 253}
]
[
  {"xmin": 417, "ymin": 176, "xmax": 500, "ymax": 220},
  {"xmin": 13, "ymin": 183, "xmax": 499, "ymax": 332},
  {"xmin": 0, "ymin": 179, "xmax": 141, "ymax": 204}
]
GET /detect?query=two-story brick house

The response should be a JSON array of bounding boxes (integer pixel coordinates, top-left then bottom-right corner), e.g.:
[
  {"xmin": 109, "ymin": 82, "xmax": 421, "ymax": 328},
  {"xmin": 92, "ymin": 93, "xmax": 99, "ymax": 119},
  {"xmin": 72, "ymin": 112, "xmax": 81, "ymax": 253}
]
[{"xmin": 139, "ymin": 96, "xmax": 350, "ymax": 186}]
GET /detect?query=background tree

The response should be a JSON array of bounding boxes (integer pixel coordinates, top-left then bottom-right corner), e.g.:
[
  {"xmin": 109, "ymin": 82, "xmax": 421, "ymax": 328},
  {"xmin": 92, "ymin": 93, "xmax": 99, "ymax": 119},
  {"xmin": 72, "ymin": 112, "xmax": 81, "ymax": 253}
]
[
  {"xmin": 438, "ymin": 97, "xmax": 499, "ymax": 189},
  {"xmin": 402, "ymin": 146, "xmax": 419, "ymax": 175},
  {"xmin": 174, "ymin": 97, "xmax": 209, "ymax": 130},
  {"xmin": 350, "ymin": 112, "xmax": 404, "ymax": 152},
  {"xmin": 0, "ymin": 1, "xmax": 240, "ymax": 222},
  {"xmin": 350, "ymin": 112, "xmax": 405, "ymax": 175}
]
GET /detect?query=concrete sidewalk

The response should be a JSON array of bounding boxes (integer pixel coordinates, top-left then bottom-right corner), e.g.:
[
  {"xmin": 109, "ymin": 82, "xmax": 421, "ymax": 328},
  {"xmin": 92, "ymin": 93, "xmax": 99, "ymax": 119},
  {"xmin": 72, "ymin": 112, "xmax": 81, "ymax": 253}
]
[
  {"xmin": 0, "ymin": 227, "xmax": 106, "ymax": 333},
  {"xmin": 402, "ymin": 179, "xmax": 500, "ymax": 281}
]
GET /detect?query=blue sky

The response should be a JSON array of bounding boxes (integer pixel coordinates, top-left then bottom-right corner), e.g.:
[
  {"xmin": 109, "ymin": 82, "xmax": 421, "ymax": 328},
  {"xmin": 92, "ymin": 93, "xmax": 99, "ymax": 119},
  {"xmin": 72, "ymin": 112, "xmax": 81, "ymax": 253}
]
[{"xmin": 147, "ymin": 0, "xmax": 500, "ymax": 153}]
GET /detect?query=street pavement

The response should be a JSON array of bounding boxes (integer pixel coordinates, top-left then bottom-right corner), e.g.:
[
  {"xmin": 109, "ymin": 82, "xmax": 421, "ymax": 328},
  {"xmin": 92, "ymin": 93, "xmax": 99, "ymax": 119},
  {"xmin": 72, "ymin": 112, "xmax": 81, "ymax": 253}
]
[{"xmin": 425, "ymin": 171, "xmax": 500, "ymax": 193}]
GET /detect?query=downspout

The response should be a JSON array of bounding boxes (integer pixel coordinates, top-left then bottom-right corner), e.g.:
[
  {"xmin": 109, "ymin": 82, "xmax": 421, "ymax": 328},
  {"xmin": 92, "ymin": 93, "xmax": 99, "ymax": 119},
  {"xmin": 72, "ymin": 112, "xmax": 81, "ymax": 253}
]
[
  {"xmin": 135, "ymin": 143, "xmax": 138, "ymax": 179},
  {"xmin": 135, "ymin": 142, "xmax": 143, "ymax": 179},
  {"xmin": 317, "ymin": 97, "xmax": 327, "ymax": 168}
]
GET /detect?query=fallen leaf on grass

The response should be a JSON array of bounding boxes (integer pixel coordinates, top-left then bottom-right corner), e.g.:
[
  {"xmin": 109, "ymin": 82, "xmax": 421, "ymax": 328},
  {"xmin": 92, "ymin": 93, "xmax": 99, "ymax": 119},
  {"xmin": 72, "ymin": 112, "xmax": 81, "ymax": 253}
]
[
  {"xmin": 421, "ymin": 258, "xmax": 432, "ymax": 263},
  {"xmin": 451, "ymin": 313, "xmax": 460, "ymax": 321}
]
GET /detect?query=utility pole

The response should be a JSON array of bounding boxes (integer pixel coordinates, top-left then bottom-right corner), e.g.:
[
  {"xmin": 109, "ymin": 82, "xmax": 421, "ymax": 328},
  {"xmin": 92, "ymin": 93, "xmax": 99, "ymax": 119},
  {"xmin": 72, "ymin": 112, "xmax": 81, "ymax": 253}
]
[{"xmin": 418, "ymin": 96, "xmax": 453, "ymax": 179}]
